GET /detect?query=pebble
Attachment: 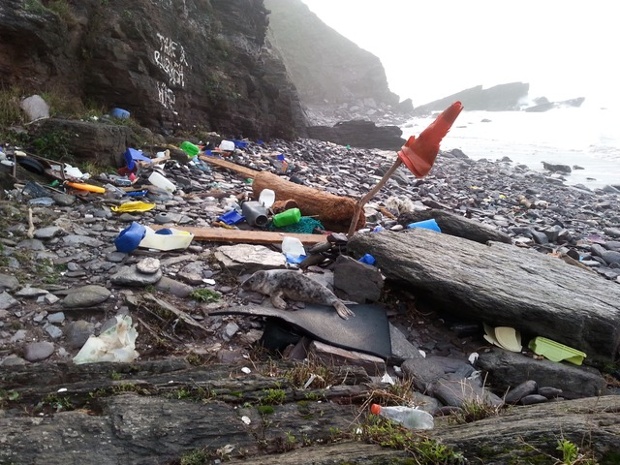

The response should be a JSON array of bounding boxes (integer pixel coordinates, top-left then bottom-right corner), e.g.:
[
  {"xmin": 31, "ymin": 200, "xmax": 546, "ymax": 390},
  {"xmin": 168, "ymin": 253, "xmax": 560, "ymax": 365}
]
[
  {"xmin": 63, "ymin": 285, "xmax": 111, "ymax": 308},
  {"xmin": 44, "ymin": 324, "xmax": 63, "ymax": 339},
  {"xmin": 137, "ymin": 257, "xmax": 161, "ymax": 274},
  {"xmin": 47, "ymin": 312, "xmax": 65, "ymax": 324},
  {"xmin": 64, "ymin": 320, "xmax": 95, "ymax": 349},
  {"xmin": 110, "ymin": 265, "xmax": 163, "ymax": 286},
  {"xmin": 0, "ymin": 291, "xmax": 19, "ymax": 310},
  {"xmin": 0, "ymin": 274, "xmax": 20, "ymax": 291},
  {"xmin": 23, "ymin": 341, "xmax": 55, "ymax": 362}
]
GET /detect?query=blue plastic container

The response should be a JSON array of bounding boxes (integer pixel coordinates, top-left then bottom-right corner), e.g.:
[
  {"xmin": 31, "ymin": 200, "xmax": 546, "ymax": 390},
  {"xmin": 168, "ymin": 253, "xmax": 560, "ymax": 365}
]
[
  {"xmin": 114, "ymin": 222, "xmax": 146, "ymax": 253},
  {"xmin": 111, "ymin": 108, "xmax": 130, "ymax": 119}
]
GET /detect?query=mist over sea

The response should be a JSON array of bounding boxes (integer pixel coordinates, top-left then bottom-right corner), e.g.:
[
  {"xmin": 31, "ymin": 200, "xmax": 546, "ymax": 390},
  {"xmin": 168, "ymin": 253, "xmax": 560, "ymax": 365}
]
[{"xmin": 400, "ymin": 104, "xmax": 620, "ymax": 189}]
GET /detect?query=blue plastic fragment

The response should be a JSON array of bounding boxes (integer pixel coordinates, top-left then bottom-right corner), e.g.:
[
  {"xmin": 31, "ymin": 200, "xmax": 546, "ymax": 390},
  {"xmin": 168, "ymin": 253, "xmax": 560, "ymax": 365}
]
[
  {"xmin": 285, "ymin": 253, "xmax": 306, "ymax": 265},
  {"xmin": 124, "ymin": 148, "xmax": 152, "ymax": 171},
  {"xmin": 126, "ymin": 190, "xmax": 148, "ymax": 197},
  {"xmin": 358, "ymin": 254, "xmax": 376, "ymax": 266},
  {"xmin": 218, "ymin": 210, "xmax": 244, "ymax": 225}
]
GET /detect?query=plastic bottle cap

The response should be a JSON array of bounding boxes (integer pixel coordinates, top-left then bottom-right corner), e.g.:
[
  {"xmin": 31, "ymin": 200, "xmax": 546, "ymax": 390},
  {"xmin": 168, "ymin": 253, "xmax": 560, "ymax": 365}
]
[{"xmin": 370, "ymin": 404, "xmax": 381, "ymax": 415}]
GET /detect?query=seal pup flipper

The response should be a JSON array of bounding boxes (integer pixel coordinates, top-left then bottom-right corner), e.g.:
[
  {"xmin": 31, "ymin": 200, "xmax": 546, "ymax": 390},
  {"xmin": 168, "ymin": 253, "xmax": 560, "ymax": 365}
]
[
  {"xmin": 270, "ymin": 290, "xmax": 287, "ymax": 310},
  {"xmin": 333, "ymin": 301, "xmax": 355, "ymax": 320}
]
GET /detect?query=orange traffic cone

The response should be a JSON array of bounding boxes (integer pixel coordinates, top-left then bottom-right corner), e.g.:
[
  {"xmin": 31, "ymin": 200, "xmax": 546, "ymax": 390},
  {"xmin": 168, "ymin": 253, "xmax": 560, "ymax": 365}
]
[
  {"xmin": 347, "ymin": 101, "xmax": 463, "ymax": 236},
  {"xmin": 397, "ymin": 101, "xmax": 463, "ymax": 177}
]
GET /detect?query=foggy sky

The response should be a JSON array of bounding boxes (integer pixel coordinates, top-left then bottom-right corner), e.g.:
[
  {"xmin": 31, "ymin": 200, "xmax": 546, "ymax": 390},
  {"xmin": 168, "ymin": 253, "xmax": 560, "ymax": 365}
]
[{"xmin": 301, "ymin": 0, "xmax": 620, "ymax": 108}]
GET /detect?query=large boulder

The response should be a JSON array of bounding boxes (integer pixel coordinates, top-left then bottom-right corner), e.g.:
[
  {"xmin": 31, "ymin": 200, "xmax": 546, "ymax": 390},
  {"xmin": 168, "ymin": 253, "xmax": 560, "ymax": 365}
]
[{"xmin": 347, "ymin": 229, "xmax": 620, "ymax": 364}]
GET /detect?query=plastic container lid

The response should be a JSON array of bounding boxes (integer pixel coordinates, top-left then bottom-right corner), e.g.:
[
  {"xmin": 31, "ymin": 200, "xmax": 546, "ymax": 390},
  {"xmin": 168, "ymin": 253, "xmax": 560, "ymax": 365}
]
[
  {"xmin": 528, "ymin": 336, "xmax": 586, "ymax": 365},
  {"xmin": 370, "ymin": 404, "xmax": 381, "ymax": 415},
  {"xmin": 259, "ymin": 189, "xmax": 275, "ymax": 208}
]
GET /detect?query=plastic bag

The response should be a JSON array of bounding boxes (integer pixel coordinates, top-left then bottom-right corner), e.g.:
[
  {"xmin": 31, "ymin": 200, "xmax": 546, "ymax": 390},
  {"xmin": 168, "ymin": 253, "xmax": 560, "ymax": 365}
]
[{"xmin": 73, "ymin": 315, "xmax": 139, "ymax": 364}]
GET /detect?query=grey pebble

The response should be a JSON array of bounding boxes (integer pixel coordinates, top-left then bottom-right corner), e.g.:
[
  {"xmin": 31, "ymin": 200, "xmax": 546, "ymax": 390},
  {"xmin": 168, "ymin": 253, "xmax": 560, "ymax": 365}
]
[{"xmin": 23, "ymin": 341, "xmax": 55, "ymax": 362}]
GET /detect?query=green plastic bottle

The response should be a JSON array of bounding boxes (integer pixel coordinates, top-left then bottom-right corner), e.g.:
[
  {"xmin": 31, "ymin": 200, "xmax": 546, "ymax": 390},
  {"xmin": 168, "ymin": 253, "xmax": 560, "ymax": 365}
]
[
  {"xmin": 180, "ymin": 141, "xmax": 200, "ymax": 158},
  {"xmin": 272, "ymin": 208, "xmax": 301, "ymax": 227}
]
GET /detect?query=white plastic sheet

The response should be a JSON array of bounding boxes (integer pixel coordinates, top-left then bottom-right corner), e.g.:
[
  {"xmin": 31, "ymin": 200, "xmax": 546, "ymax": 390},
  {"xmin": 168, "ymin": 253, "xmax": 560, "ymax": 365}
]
[{"xmin": 73, "ymin": 315, "xmax": 139, "ymax": 364}]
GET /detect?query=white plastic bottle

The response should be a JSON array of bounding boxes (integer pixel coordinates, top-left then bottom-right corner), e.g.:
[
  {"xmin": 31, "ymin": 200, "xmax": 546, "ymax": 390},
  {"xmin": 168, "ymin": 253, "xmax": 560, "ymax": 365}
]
[{"xmin": 370, "ymin": 404, "xmax": 434, "ymax": 430}]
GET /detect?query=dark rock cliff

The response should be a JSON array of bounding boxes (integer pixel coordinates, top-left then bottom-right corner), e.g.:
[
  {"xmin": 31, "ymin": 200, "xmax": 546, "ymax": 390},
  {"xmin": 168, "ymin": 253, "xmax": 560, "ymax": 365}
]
[
  {"xmin": 0, "ymin": 0, "xmax": 306, "ymax": 139},
  {"xmin": 264, "ymin": 0, "xmax": 405, "ymax": 124}
]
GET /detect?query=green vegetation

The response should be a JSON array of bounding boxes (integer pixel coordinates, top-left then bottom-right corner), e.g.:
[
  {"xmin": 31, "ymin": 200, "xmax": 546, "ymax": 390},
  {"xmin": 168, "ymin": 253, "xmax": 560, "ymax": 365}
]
[
  {"xmin": 452, "ymin": 397, "xmax": 502, "ymax": 424},
  {"xmin": 362, "ymin": 416, "xmax": 466, "ymax": 464},
  {"xmin": 257, "ymin": 405, "xmax": 275, "ymax": 415},
  {"xmin": 0, "ymin": 389, "xmax": 20, "ymax": 408},
  {"xmin": 189, "ymin": 288, "xmax": 221, "ymax": 303},
  {"xmin": 41, "ymin": 394, "xmax": 74, "ymax": 412},
  {"xmin": 179, "ymin": 448, "xmax": 209, "ymax": 465},
  {"xmin": 556, "ymin": 438, "xmax": 598, "ymax": 465},
  {"xmin": 260, "ymin": 387, "xmax": 286, "ymax": 405},
  {"xmin": 32, "ymin": 129, "xmax": 73, "ymax": 162}
]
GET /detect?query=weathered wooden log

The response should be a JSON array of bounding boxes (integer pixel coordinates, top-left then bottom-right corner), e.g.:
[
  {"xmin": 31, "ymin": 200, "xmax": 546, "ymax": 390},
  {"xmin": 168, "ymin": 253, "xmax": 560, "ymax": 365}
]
[
  {"xmin": 347, "ymin": 229, "xmax": 620, "ymax": 363},
  {"xmin": 399, "ymin": 209, "xmax": 512, "ymax": 244},
  {"xmin": 199, "ymin": 155, "xmax": 364, "ymax": 232},
  {"xmin": 251, "ymin": 170, "xmax": 364, "ymax": 232}
]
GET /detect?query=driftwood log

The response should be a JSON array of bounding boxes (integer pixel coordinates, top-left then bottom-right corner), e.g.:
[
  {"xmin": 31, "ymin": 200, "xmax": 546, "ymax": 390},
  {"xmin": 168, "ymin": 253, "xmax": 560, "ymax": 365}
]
[
  {"xmin": 399, "ymin": 209, "xmax": 513, "ymax": 244},
  {"xmin": 199, "ymin": 156, "xmax": 364, "ymax": 232},
  {"xmin": 347, "ymin": 229, "xmax": 620, "ymax": 364},
  {"xmin": 1, "ymin": 360, "xmax": 618, "ymax": 464}
]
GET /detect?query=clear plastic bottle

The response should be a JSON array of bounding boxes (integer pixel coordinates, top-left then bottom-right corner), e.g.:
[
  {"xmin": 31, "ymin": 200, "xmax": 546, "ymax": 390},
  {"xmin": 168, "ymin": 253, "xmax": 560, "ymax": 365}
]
[{"xmin": 370, "ymin": 404, "xmax": 434, "ymax": 430}]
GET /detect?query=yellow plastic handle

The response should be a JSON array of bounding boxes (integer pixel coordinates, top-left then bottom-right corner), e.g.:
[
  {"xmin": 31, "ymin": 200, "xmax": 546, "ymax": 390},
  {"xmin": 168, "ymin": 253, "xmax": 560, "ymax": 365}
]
[{"xmin": 65, "ymin": 182, "xmax": 106, "ymax": 194}]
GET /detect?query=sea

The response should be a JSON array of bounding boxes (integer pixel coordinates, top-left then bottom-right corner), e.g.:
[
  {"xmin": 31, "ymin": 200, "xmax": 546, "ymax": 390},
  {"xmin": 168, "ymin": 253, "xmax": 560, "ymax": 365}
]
[{"xmin": 400, "ymin": 104, "xmax": 620, "ymax": 189}]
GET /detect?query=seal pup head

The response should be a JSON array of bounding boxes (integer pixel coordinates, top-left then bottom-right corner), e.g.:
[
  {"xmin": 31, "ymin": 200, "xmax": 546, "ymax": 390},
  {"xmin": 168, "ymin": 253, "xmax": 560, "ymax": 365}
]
[{"xmin": 241, "ymin": 270, "xmax": 270, "ymax": 294}]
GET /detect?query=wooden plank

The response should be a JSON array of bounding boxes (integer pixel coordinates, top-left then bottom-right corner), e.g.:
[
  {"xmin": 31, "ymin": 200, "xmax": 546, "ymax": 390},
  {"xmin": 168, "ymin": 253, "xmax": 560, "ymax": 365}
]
[
  {"xmin": 198, "ymin": 155, "xmax": 259, "ymax": 179},
  {"xmin": 151, "ymin": 225, "xmax": 328, "ymax": 245}
]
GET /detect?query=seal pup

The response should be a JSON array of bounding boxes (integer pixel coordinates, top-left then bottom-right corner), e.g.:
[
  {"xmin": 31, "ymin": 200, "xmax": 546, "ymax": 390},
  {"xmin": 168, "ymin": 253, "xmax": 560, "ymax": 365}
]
[{"xmin": 241, "ymin": 269, "xmax": 355, "ymax": 320}]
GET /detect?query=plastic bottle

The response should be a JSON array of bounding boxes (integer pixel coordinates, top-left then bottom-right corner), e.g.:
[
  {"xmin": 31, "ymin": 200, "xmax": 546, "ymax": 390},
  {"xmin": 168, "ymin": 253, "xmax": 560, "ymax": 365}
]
[
  {"xmin": 370, "ymin": 404, "xmax": 434, "ymax": 430},
  {"xmin": 272, "ymin": 208, "xmax": 301, "ymax": 228},
  {"xmin": 180, "ymin": 141, "xmax": 200, "ymax": 158}
]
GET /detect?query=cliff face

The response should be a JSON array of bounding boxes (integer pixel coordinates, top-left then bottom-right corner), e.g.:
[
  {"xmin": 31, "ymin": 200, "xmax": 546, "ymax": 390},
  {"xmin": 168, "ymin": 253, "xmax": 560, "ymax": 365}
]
[
  {"xmin": 0, "ymin": 0, "xmax": 306, "ymax": 139},
  {"xmin": 264, "ymin": 0, "xmax": 404, "ymax": 123}
]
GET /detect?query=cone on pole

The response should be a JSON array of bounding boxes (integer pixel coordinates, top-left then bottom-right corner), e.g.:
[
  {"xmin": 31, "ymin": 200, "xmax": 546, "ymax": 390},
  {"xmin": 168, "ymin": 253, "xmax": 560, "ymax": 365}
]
[
  {"xmin": 397, "ymin": 101, "xmax": 463, "ymax": 177},
  {"xmin": 346, "ymin": 101, "xmax": 463, "ymax": 236}
]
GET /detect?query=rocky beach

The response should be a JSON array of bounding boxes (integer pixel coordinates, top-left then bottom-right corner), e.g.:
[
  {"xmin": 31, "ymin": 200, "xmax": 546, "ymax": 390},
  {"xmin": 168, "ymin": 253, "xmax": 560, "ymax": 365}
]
[{"xmin": 1, "ymin": 135, "xmax": 620, "ymax": 464}]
